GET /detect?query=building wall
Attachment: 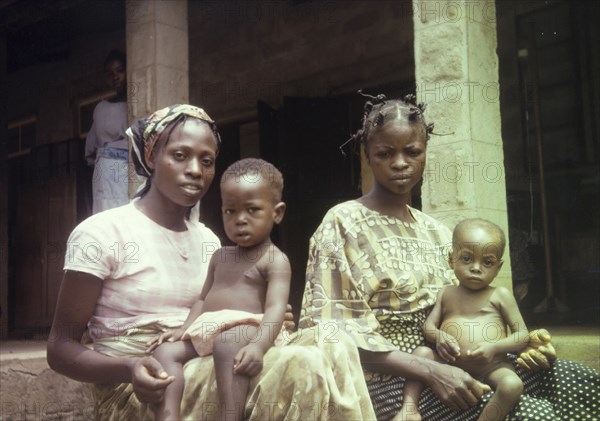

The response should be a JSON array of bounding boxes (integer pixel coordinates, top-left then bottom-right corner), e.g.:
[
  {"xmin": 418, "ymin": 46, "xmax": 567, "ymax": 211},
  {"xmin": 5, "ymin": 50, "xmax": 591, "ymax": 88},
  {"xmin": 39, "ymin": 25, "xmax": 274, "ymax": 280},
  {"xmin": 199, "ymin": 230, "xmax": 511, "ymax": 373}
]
[
  {"xmin": 4, "ymin": 26, "xmax": 125, "ymax": 335},
  {"xmin": 188, "ymin": 1, "xmax": 416, "ymax": 119},
  {"xmin": 6, "ymin": 31, "xmax": 125, "ymax": 144}
]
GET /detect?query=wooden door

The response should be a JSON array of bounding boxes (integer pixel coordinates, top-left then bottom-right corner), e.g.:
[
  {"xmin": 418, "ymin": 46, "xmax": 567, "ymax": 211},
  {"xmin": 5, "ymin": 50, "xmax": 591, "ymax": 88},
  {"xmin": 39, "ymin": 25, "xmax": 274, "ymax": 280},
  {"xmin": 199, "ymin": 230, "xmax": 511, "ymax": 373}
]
[
  {"xmin": 13, "ymin": 181, "xmax": 48, "ymax": 328},
  {"xmin": 46, "ymin": 175, "xmax": 76, "ymax": 319},
  {"xmin": 11, "ymin": 162, "xmax": 77, "ymax": 331},
  {"xmin": 261, "ymin": 97, "xmax": 362, "ymax": 319}
]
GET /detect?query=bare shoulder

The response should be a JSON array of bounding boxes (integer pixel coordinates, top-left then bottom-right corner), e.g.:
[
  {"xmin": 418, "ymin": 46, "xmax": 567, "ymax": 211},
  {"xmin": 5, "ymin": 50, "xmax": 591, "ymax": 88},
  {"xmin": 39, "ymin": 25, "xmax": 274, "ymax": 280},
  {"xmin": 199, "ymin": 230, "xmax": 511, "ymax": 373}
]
[
  {"xmin": 432, "ymin": 285, "xmax": 455, "ymax": 309},
  {"xmin": 261, "ymin": 244, "xmax": 291, "ymax": 273},
  {"xmin": 212, "ymin": 246, "xmax": 238, "ymax": 263},
  {"xmin": 492, "ymin": 286, "xmax": 511, "ymax": 299},
  {"xmin": 491, "ymin": 286, "xmax": 515, "ymax": 304},
  {"xmin": 439, "ymin": 284, "xmax": 458, "ymax": 299},
  {"xmin": 270, "ymin": 244, "xmax": 289, "ymax": 263}
]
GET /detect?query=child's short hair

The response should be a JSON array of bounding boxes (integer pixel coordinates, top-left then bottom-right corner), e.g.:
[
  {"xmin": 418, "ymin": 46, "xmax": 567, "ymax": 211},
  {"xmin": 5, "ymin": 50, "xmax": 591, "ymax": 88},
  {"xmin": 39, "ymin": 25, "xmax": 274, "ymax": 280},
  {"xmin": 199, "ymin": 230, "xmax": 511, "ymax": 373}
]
[
  {"xmin": 453, "ymin": 218, "xmax": 506, "ymax": 257},
  {"xmin": 221, "ymin": 158, "xmax": 284, "ymax": 203}
]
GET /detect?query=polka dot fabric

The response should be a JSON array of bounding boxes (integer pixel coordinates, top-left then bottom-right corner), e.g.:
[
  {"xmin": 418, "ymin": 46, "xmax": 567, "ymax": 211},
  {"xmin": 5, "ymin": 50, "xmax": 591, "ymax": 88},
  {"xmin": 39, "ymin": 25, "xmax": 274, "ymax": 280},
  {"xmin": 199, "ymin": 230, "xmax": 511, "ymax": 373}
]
[{"xmin": 366, "ymin": 310, "xmax": 600, "ymax": 420}]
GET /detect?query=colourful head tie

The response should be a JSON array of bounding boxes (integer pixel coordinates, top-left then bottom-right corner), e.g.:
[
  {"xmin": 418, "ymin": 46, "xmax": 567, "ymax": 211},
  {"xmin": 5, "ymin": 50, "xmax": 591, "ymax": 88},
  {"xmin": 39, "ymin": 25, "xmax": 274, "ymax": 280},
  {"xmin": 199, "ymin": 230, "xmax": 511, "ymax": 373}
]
[{"xmin": 126, "ymin": 104, "xmax": 220, "ymax": 179}]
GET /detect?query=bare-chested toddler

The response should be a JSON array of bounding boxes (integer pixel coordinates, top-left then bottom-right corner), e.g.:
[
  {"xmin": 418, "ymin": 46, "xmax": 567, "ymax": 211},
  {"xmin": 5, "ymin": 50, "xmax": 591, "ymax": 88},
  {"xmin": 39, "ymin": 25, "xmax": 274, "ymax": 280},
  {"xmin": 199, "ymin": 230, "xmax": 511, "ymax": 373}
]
[
  {"xmin": 396, "ymin": 218, "xmax": 529, "ymax": 421},
  {"xmin": 147, "ymin": 158, "xmax": 291, "ymax": 421}
]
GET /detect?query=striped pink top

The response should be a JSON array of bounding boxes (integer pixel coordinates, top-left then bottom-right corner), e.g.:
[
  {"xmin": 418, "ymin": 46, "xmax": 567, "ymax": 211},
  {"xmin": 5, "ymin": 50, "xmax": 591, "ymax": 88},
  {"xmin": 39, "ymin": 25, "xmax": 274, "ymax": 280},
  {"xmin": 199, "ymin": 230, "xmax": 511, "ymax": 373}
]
[{"xmin": 64, "ymin": 202, "xmax": 220, "ymax": 341}]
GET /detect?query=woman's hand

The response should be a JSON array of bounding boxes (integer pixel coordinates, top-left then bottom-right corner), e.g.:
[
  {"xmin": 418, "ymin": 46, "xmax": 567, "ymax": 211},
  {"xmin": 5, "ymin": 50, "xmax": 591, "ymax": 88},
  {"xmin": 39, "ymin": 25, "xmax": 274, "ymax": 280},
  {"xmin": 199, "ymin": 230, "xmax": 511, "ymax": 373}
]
[
  {"xmin": 516, "ymin": 329, "xmax": 557, "ymax": 371},
  {"xmin": 283, "ymin": 303, "xmax": 296, "ymax": 332},
  {"xmin": 131, "ymin": 356, "xmax": 175, "ymax": 404},
  {"xmin": 146, "ymin": 328, "xmax": 186, "ymax": 354},
  {"xmin": 427, "ymin": 363, "xmax": 491, "ymax": 411}
]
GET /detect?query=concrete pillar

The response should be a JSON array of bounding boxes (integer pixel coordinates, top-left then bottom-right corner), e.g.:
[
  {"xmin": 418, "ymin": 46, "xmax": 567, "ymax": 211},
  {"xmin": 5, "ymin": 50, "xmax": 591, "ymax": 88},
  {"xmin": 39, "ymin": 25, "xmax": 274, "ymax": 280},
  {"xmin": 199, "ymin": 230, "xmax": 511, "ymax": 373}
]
[
  {"xmin": 412, "ymin": 0, "xmax": 512, "ymax": 290},
  {"xmin": 125, "ymin": 0, "xmax": 189, "ymax": 195}
]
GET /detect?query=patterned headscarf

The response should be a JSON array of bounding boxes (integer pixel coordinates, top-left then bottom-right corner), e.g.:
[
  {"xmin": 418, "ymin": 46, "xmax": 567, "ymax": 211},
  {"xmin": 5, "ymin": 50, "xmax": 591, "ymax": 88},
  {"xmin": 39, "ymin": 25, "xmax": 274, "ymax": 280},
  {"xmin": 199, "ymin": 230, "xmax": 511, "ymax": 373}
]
[{"xmin": 126, "ymin": 104, "xmax": 220, "ymax": 181}]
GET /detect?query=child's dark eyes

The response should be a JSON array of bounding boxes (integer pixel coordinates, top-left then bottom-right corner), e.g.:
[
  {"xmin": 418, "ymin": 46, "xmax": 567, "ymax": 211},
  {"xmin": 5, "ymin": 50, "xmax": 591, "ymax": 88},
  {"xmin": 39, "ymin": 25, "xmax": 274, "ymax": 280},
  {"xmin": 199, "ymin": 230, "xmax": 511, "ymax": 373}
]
[
  {"xmin": 223, "ymin": 209, "xmax": 234, "ymax": 215},
  {"xmin": 461, "ymin": 255, "xmax": 472, "ymax": 263},
  {"xmin": 484, "ymin": 259, "xmax": 496, "ymax": 267}
]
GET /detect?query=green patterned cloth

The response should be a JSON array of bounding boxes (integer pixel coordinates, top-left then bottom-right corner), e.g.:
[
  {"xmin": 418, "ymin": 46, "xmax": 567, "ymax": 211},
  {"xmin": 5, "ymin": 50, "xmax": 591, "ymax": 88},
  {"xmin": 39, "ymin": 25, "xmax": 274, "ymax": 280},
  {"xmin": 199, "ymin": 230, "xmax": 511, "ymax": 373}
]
[
  {"xmin": 301, "ymin": 200, "xmax": 455, "ymax": 351},
  {"xmin": 92, "ymin": 324, "xmax": 376, "ymax": 420}
]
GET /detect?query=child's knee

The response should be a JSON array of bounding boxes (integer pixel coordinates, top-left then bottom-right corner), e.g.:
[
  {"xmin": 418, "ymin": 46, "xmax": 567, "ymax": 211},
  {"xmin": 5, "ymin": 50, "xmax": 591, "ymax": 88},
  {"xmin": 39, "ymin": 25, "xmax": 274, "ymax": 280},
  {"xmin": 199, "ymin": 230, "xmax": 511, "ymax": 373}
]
[
  {"xmin": 496, "ymin": 373, "xmax": 523, "ymax": 398},
  {"xmin": 213, "ymin": 327, "xmax": 250, "ymax": 356},
  {"xmin": 152, "ymin": 343, "xmax": 172, "ymax": 363},
  {"xmin": 412, "ymin": 346, "xmax": 434, "ymax": 360}
]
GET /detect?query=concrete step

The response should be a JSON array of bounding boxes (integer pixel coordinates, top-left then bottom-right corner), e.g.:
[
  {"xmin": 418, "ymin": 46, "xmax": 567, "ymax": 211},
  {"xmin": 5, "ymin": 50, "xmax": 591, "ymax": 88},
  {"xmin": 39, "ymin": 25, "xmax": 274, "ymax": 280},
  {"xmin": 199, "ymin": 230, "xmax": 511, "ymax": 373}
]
[
  {"xmin": 0, "ymin": 342, "xmax": 93, "ymax": 421},
  {"xmin": 544, "ymin": 326, "xmax": 600, "ymax": 371}
]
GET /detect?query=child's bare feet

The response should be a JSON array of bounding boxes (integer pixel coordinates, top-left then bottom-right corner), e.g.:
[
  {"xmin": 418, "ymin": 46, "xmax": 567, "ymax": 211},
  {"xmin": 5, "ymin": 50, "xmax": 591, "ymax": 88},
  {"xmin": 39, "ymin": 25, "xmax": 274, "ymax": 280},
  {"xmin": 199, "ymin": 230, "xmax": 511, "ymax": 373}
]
[{"xmin": 392, "ymin": 403, "xmax": 422, "ymax": 421}]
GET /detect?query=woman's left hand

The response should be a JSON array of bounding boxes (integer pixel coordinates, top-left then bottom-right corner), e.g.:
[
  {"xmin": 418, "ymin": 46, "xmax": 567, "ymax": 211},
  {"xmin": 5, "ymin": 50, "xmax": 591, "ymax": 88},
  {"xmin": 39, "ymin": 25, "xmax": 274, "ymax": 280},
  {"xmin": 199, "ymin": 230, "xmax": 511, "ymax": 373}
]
[
  {"xmin": 283, "ymin": 303, "xmax": 296, "ymax": 332},
  {"xmin": 516, "ymin": 329, "xmax": 556, "ymax": 371}
]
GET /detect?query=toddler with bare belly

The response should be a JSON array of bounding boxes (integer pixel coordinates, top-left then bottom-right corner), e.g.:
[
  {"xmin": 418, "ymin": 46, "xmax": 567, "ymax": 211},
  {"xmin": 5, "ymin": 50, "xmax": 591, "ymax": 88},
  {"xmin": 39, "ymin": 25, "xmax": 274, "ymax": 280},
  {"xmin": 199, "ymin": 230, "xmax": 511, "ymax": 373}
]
[{"xmin": 396, "ymin": 219, "xmax": 529, "ymax": 421}]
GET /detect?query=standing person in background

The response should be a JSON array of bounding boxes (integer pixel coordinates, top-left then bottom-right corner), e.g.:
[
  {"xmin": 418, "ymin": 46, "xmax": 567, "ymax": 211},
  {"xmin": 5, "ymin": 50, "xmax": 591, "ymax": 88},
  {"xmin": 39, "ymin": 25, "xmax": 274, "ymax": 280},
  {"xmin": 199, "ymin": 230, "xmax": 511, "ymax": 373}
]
[{"xmin": 85, "ymin": 49, "xmax": 129, "ymax": 213}]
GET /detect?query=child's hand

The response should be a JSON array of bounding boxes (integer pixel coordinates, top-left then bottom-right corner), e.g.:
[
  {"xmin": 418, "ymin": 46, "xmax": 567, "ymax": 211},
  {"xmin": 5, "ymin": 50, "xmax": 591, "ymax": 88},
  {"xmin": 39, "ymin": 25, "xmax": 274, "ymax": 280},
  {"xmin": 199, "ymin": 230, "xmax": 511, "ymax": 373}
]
[
  {"xmin": 233, "ymin": 344, "xmax": 265, "ymax": 377},
  {"xmin": 436, "ymin": 331, "xmax": 461, "ymax": 362},
  {"xmin": 464, "ymin": 343, "xmax": 495, "ymax": 364},
  {"xmin": 146, "ymin": 328, "xmax": 186, "ymax": 353}
]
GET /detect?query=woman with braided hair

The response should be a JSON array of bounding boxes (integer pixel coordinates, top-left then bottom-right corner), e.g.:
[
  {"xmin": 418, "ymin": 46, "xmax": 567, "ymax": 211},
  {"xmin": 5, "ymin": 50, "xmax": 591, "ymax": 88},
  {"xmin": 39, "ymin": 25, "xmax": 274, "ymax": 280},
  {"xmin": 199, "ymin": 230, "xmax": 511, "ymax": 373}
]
[
  {"xmin": 299, "ymin": 92, "xmax": 599, "ymax": 420},
  {"xmin": 47, "ymin": 104, "xmax": 375, "ymax": 420}
]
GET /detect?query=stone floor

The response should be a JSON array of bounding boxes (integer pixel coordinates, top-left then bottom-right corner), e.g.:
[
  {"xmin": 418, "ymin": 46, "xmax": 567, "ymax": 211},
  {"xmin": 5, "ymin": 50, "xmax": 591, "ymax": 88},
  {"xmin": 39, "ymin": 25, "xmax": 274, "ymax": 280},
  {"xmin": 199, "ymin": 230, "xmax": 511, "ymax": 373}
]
[{"xmin": 1, "ymin": 341, "xmax": 94, "ymax": 421}]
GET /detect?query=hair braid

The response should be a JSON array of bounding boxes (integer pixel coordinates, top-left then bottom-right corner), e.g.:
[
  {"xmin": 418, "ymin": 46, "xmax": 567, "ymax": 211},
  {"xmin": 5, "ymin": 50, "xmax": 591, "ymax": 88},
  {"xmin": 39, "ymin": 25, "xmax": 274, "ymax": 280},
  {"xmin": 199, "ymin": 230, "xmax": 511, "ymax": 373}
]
[{"xmin": 340, "ymin": 90, "xmax": 434, "ymax": 155}]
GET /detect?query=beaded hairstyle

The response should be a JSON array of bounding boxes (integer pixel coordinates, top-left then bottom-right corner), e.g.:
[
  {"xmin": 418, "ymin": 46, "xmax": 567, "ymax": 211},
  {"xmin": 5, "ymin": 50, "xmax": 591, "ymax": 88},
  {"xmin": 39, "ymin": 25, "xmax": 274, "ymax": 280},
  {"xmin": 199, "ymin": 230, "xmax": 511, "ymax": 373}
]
[{"xmin": 341, "ymin": 91, "xmax": 435, "ymax": 155}]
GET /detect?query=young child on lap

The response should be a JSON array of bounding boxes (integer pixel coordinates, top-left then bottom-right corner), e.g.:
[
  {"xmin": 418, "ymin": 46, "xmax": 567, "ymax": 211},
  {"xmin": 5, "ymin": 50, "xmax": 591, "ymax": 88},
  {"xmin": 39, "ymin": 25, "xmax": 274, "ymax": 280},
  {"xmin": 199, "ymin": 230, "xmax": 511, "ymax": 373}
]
[
  {"xmin": 147, "ymin": 158, "xmax": 291, "ymax": 421},
  {"xmin": 397, "ymin": 218, "xmax": 529, "ymax": 421}
]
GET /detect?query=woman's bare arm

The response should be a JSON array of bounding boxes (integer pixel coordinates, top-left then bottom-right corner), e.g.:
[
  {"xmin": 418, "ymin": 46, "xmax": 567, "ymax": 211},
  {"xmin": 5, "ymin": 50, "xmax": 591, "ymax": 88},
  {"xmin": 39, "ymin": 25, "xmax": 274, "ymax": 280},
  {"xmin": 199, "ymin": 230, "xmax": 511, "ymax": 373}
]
[
  {"xmin": 47, "ymin": 270, "xmax": 135, "ymax": 383},
  {"xmin": 47, "ymin": 270, "xmax": 173, "ymax": 402},
  {"xmin": 359, "ymin": 348, "xmax": 489, "ymax": 411}
]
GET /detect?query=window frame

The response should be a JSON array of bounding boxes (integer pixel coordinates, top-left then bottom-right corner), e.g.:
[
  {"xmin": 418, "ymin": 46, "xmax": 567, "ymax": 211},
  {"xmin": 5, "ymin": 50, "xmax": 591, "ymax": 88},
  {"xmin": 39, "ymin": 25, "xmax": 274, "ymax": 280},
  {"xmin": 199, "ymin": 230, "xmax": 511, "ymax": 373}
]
[{"xmin": 8, "ymin": 116, "xmax": 37, "ymax": 158}]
